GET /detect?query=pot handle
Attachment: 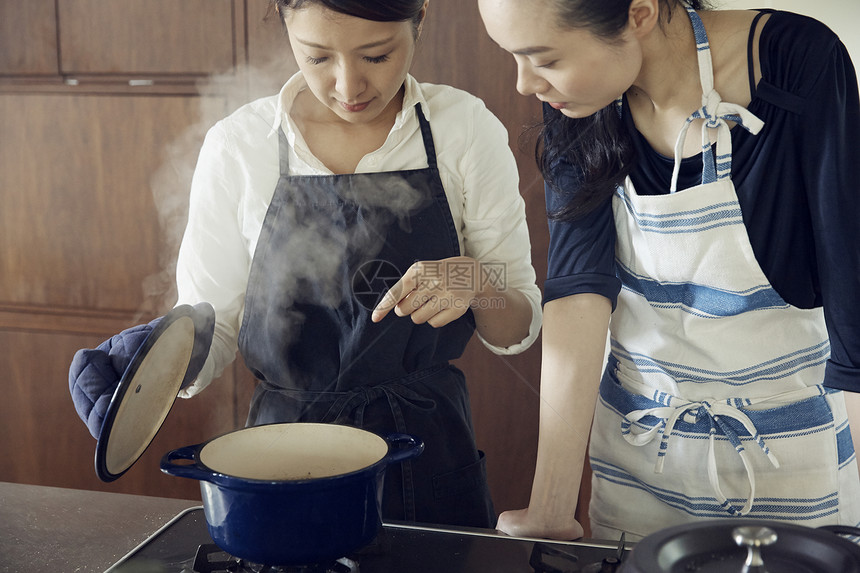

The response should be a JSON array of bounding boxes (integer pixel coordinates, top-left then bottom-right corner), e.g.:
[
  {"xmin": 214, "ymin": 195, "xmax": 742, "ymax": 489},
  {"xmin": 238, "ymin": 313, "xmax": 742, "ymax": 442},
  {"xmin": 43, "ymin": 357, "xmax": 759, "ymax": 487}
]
[
  {"xmin": 818, "ymin": 524, "xmax": 860, "ymax": 538},
  {"xmin": 382, "ymin": 433, "xmax": 425, "ymax": 465},
  {"xmin": 159, "ymin": 445, "xmax": 212, "ymax": 481}
]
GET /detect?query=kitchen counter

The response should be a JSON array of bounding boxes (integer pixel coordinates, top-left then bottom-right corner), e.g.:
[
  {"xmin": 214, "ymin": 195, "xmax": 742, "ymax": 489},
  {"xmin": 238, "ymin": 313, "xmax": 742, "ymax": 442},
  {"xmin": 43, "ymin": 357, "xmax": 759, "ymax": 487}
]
[
  {"xmin": 2, "ymin": 481, "xmax": 630, "ymax": 573},
  {"xmin": 0, "ymin": 481, "xmax": 199, "ymax": 573}
]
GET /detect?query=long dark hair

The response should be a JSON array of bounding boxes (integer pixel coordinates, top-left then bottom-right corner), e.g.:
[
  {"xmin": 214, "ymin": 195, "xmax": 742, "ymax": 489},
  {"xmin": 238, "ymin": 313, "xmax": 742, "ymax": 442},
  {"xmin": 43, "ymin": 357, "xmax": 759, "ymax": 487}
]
[
  {"xmin": 541, "ymin": 0, "xmax": 709, "ymax": 221},
  {"xmin": 273, "ymin": 0, "xmax": 426, "ymax": 34}
]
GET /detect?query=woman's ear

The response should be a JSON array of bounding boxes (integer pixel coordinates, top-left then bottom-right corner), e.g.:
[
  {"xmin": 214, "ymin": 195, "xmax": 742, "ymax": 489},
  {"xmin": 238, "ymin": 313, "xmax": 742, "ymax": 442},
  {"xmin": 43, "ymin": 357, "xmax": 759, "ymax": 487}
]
[
  {"xmin": 628, "ymin": 0, "xmax": 660, "ymax": 38},
  {"xmin": 416, "ymin": 0, "xmax": 430, "ymax": 39}
]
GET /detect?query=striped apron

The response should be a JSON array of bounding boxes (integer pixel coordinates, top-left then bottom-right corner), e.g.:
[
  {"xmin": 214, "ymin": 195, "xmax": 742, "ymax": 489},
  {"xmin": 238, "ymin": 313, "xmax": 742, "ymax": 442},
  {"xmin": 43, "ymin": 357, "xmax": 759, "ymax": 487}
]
[{"xmin": 588, "ymin": 6, "xmax": 860, "ymax": 541}]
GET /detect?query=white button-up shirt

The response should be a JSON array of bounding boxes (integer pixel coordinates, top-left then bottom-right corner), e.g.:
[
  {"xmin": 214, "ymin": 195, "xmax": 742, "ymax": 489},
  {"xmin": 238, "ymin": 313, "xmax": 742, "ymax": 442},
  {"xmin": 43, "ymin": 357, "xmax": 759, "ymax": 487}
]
[{"xmin": 176, "ymin": 72, "xmax": 542, "ymax": 395}]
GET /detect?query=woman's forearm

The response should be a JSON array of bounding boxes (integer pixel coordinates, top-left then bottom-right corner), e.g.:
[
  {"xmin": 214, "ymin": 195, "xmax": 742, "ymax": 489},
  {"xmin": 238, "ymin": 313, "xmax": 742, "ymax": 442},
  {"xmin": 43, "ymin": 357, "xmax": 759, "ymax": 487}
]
[
  {"xmin": 471, "ymin": 285, "xmax": 533, "ymax": 348},
  {"xmin": 529, "ymin": 294, "xmax": 611, "ymax": 528},
  {"xmin": 497, "ymin": 293, "xmax": 611, "ymax": 538}
]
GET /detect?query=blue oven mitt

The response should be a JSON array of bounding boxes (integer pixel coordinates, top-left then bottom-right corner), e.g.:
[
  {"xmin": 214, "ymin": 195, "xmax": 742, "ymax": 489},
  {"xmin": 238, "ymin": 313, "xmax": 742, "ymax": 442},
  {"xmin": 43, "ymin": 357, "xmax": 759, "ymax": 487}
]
[{"xmin": 68, "ymin": 317, "xmax": 162, "ymax": 439}]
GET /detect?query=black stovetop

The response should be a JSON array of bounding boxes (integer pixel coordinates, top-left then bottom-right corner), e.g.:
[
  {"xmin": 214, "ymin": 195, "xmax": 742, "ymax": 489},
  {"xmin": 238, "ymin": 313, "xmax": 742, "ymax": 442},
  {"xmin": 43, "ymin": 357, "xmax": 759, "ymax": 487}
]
[{"xmin": 106, "ymin": 507, "xmax": 629, "ymax": 572}]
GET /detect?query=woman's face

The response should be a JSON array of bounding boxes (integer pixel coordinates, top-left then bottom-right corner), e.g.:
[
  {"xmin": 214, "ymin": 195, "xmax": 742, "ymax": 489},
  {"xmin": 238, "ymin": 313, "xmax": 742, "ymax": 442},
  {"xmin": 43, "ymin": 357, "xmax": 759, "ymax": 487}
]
[
  {"xmin": 284, "ymin": 4, "xmax": 421, "ymax": 125},
  {"xmin": 478, "ymin": 0, "xmax": 642, "ymax": 119}
]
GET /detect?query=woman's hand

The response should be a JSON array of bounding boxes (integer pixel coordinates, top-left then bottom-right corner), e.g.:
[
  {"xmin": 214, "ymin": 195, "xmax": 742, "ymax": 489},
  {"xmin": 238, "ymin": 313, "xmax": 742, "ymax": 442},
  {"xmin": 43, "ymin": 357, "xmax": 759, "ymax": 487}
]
[
  {"xmin": 496, "ymin": 507, "xmax": 585, "ymax": 541},
  {"xmin": 371, "ymin": 256, "xmax": 481, "ymax": 327},
  {"xmin": 68, "ymin": 317, "xmax": 163, "ymax": 439}
]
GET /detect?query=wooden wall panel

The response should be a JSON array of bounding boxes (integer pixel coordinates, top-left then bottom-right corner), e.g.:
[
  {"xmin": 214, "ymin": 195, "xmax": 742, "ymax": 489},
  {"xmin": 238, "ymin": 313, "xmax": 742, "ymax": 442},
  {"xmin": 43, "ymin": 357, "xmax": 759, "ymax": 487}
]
[
  {"xmin": 0, "ymin": 1, "xmax": 255, "ymax": 504},
  {"xmin": 0, "ymin": 0, "xmax": 59, "ymax": 76},
  {"xmin": 244, "ymin": 0, "xmax": 300, "ymax": 100},
  {"xmin": 247, "ymin": 1, "xmax": 290, "ymax": 69},
  {"xmin": 56, "ymin": 0, "xmax": 236, "ymax": 75},
  {"xmin": 0, "ymin": 93, "xmax": 224, "ymax": 313}
]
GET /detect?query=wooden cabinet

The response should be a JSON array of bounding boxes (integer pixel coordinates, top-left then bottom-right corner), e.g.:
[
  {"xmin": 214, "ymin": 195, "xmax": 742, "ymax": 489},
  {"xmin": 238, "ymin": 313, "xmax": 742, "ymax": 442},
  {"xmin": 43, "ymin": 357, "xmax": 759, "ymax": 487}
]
[
  {"xmin": 1, "ymin": 93, "xmax": 218, "ymax": 310},
  {"xmin": 1, "ymin": 0, "xmax": 241, "ymax": 79},
  {"xmin": 0, "ymin": 1, "xmax": 59, "ymax": 76},
  {"xmin": 0, "ymin": 1, "xmax": 253, "ymax": 501},
  {"xmin": 56, "ymin": 0, "xmax": 238, "ymax": 76},
  {"xmin": 0, "ymin": 87, "xmax": 253, "ymax": 498}
]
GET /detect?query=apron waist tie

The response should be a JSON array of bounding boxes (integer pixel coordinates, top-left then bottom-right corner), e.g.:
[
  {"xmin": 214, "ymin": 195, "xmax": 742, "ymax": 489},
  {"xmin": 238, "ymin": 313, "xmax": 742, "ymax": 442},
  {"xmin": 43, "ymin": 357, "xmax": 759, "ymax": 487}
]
[
  {"xmin": 256, "ymin": 364, "xmax": 443, "ymax": 433},
  {"xmin": 621, "ymin": 400, "xmax": 780, "ymax": 516},
  {"xmin": 320, "ymin": 382, "xmax": 436, "ymax": 430}
]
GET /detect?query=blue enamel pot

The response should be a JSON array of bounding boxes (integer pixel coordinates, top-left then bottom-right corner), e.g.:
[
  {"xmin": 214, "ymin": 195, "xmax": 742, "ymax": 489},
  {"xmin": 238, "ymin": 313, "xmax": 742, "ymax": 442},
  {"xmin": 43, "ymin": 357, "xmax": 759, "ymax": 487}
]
[{"xmin": 160, "ymin": 422, "xmax": 423, "ymax": 566}]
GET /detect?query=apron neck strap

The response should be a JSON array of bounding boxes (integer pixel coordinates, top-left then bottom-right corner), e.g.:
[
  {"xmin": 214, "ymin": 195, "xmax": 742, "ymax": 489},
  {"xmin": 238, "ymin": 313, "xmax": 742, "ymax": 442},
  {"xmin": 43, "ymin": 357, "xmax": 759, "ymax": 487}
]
[
  {"xmin": 413, "ymin": 103, "xmax": 438, "ymax": 170},
  {"xmin": 668, "ymin": 5, "xmax": 764, "ymax": 192}
]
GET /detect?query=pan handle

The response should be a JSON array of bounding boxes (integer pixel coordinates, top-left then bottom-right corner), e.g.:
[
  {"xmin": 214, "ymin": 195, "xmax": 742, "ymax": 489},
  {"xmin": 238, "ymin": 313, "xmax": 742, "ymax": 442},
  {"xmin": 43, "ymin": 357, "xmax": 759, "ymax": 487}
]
[
  {"xmin": 159, "ymin": 445, "xmax": 213, "ymax": 481},
  {"xmin": 817, "ymin": 524, "xmax": 860, "ymax": 538},
  {"xmin": 382, "ymin": 433, "xmax": 425, "ymax": 465}
]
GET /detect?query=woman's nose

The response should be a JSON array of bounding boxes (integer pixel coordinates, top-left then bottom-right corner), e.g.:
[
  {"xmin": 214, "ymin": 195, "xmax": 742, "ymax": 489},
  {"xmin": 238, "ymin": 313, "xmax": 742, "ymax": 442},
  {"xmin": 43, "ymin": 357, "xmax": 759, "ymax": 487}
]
[
  {"xmin": 515, "ymin": 62, "xmax": 545, "ymax": 97},
  {"xmin": 335, "ymin": 63, "xmax": 365, "ymax": 101}
]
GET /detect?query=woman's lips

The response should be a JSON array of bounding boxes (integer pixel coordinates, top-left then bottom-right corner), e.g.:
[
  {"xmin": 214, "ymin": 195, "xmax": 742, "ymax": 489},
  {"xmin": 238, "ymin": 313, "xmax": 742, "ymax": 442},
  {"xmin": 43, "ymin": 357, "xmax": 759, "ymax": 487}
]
[
  {"xmin": 340, "ymin": 100, "xmax": 371, "ymax": 112},
  {"xmin": 547, "ymin": 102, "xmax": 567, "ymax": 110}
]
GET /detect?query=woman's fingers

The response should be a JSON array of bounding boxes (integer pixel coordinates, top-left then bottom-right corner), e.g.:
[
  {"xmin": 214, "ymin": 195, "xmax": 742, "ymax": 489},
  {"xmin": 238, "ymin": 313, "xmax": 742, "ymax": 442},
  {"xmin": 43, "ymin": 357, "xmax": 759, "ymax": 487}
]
[
  {"xmin": 371, "ymin": 271, "xmax": 417, "ymax": 322},
  {"xmin": 371, "ymin": 258, "xmax": 475, "ymax": 326}
]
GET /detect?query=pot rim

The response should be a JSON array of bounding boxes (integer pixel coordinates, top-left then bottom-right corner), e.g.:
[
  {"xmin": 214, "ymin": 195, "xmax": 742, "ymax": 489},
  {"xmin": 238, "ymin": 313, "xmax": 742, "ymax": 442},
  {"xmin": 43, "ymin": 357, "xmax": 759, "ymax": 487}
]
[{"xmin": 160, "ymin": 422, "xmax": 423, "ymax": 489}]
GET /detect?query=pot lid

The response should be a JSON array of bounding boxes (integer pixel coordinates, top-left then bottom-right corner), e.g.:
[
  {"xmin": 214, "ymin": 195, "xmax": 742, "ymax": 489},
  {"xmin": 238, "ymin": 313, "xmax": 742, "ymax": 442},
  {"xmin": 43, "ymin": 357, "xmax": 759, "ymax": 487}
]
[
  {"xmin": 95, "ymin": 303, "xmax": 215, "ymax": 482},
  {"xmin": 624, "ymin": 519, "xmax": 860, "ymax": 573}
]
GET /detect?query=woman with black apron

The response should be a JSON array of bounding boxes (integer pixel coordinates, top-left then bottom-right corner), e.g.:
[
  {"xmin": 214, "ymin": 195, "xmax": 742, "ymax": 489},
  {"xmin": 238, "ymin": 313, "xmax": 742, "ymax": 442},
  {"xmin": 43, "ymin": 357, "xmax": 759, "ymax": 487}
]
[{"xmin": 69, "ymin": 0, "xmax": 541, "ymax": 529}]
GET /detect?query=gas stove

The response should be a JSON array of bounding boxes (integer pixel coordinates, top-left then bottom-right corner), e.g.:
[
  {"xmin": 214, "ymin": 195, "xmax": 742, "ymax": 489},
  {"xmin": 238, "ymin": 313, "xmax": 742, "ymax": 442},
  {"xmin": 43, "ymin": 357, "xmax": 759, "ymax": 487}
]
[
  {"xmin": 107, "ymin": 507, "xmax": 629, "ymax": 572},
  {"xmin": 190, "ymin": 543, "xmax": 359, "ymax": 573}
]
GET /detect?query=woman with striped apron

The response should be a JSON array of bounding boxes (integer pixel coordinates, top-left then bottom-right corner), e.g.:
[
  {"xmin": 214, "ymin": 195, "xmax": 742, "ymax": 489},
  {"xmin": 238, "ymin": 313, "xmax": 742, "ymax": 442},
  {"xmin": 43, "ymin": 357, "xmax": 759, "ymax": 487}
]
[{"xmin": 587, "ymin": 6, "xmax": 860, "ymax": 540}]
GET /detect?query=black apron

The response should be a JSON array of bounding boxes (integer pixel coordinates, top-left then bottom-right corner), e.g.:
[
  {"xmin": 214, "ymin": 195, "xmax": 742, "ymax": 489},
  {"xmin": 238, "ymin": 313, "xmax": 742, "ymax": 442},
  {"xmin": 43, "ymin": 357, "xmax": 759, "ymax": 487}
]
[{"xmin": 236, "ymin": 104, "xmax": 495, "ymax": 528}]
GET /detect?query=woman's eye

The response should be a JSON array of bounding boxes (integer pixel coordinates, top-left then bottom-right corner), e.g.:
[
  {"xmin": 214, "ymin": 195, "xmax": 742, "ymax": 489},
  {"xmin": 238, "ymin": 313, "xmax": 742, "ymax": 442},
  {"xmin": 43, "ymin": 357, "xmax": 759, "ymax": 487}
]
[
  {"xmin": 364, "ymin": 54, "xmax": 390, "ymax": 64},
  {"xmin": 306, "ymin": 56, "xmax": 327, "ymax": 65},
  {"xmin": 536, "ymin": 60, "xmax": 558, "ymax": 69}
]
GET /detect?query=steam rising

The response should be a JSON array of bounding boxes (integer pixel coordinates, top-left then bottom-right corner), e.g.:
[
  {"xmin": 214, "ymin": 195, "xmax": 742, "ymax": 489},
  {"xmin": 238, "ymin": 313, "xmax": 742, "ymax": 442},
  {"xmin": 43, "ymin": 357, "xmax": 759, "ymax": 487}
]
[
  {"xmin": 245, "ymin": 173, "xmax": 427, "ymax": 393},
  {"xmin": 143, "ymin": 58, "xmax": 427, "ymax": 382},
  {"xmin": 143, "ymin": 58, "xmax": 298, "ymax": 313},
  {"xmin": 267, "ymin": 177, "xmax": 426, "ymax": 309}
]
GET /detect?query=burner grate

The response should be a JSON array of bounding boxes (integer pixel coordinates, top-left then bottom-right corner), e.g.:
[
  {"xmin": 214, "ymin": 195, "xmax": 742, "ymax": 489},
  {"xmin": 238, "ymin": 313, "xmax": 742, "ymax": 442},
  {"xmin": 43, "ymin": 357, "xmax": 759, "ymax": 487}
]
[
  {"xmin": 529, "ymin": 542, "xmax": 623, "ymax": 573},
  {"xmin": 192, "ymin": 544, "xmax": 359, "ymax": 573}
]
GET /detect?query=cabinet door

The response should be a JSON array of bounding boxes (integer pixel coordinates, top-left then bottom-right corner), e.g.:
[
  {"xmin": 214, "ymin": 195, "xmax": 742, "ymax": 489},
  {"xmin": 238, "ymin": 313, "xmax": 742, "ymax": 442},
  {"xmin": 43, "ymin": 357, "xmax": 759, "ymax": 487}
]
[
  {"xmin": 57, "ymin": 0, "xmax": 236, "ymax": 75},
  {"xmin": 0, "ymin": 0, "xmax": 59, "ymax": 75},
  {"xmin": 0, "ymin": 93, "xmax": 228, "ymax": 312}
]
